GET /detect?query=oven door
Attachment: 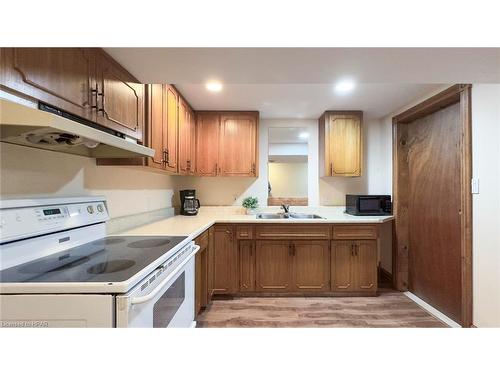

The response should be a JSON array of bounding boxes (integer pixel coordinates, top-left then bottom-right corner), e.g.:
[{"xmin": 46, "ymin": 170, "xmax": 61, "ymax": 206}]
[{"xmin": 116, "ymin": 247, "xmax": 198, "ymax": 328}]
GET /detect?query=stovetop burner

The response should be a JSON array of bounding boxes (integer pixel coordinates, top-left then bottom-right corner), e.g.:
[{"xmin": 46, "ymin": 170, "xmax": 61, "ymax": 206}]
[
  {"xmin": 87, "ymin": 259, "xmax": 136, "ymax": 274},
  {"xmin": 0, "ymin": 235, "xmax": 187, "ymax": 284},
  {"xmin": 127, "ymin": 238, "xmax": 171, "ymax": 249},
  {"xmin": 92, "ymin": 238, "xmax": 126, "ymax": 246}
]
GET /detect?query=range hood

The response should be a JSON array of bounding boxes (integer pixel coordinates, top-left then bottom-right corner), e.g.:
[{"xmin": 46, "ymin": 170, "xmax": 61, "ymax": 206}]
[{"xmin": 0, "ymin": 99, "xmax": 155, "ymax": 158}]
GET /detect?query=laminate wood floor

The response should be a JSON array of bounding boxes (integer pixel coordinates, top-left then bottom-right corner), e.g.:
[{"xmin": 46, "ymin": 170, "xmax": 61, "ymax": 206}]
[{"xmin": 196, "ymin": 291, "xmax": 447, "ymax": 328}]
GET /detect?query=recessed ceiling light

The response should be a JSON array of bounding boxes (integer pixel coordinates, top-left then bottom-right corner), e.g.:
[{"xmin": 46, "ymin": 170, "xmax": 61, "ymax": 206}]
[
  {"xmin": 206, "ymin": 81, "xmax": 223, "ymax": 92},
  {"xmin": 298, "ymin": 132, "xmax": 309, "ymax": 139},
  {"xmin": 334, "ymin": 79, "xmax": 356, "ymax": 94}
]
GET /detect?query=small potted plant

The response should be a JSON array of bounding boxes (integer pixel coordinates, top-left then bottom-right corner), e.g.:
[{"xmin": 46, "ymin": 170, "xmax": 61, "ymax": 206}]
[{"xmin": 242, "ymin": 196, "xmax": 259, "ymax": 215}]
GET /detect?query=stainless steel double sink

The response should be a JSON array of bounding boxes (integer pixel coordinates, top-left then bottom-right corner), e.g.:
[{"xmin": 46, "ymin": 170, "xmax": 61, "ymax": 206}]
[{"xmin": 256, "ymin": 213, "xmax": 324, "ymax": 219}]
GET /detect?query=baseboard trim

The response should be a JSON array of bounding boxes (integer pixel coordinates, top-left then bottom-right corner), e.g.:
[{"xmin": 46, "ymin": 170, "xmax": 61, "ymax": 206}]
[{"xmin": 404, "ymin": 291, "xmax": 462, "ymax": 328}]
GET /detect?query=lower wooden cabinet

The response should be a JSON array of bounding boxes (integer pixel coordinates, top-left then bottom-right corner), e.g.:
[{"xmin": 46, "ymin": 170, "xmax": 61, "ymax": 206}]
[
  {"xmin": 239, "ymin": 240, "xmax": 255, "ymax": 291},
  {"xmin": 292, "ymin": 241, "xmax": 330, "ymax": 291},
  {"xmin": 331, "ymin": 240, "xmax": 377, "ymax": 292},
  {"xmin": 254, "ymin": 240, "xmax": 330, "ymax": 293},
  {"xmin": 195, "ymin": 230, "xmax": 210, "ymax": 316},
  {"xmin": 213, "ymin": 225, "xmax": 237, "ymax": 294},
  {"xmin": 207, "ymin": 225, "xmax": 380, "ymax": 299},
  {"xmin": 255, "ymin": 241, "xmax": 291, "ymax": 292}
]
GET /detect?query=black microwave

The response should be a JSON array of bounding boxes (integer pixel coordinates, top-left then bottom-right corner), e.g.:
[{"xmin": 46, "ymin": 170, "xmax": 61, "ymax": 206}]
[{"xmin": 345, "ymin": 195, "xmax": 392, "ymax": 216}]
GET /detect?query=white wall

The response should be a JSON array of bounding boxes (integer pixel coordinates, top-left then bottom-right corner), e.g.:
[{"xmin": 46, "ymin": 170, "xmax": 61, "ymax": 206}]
[
  {"xmin": 0, "ymin": 143, "xmax": 176, "ymax": 219},
  {"xmin": 471, "ymin": 84, "xmax": 500, "ymax": 327},
  {"xmin": 269, "ymin": 143, "xmax": 308, "ymax": 156},
  {"xmin": 269, "ymin": 162, "xmax": 308, "ymax": 197}
]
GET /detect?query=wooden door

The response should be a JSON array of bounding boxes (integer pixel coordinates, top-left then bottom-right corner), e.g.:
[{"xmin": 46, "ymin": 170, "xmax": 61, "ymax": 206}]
[
  {"xmin": 291, "ymin": 241, "xmax": 330, "ymax": 291},
  {"xmin": 406, "ymin": 102, "xmax": 462, "ymax": 323},
  {"xmin": 239, "ymin": 240, "xmax": 255, "ymax": 291},
  {"xmin": 146, "ymin": 84, "xmax": 165, "ymax": 170},
  {"xmin": 95, "ymin": 51, "xmax": 144, "ymax": 140},
  {"xmin": 213, "ymin": 225, "xmax": 236, "ymax": 294},
  {"xmin": 255, "ymin": 241, "xmax": 291, "ymax": 292},
  {"xmin": 178, "ymin": 97, "xmax": 190, "ymax": 175},
  {"xmin": 331, "ymin": 241, "xmax": 355, "ymax": 291},
  {"xmin": 195, "ymin": 113, "xmax": 219, "ymax": 176},
  {"xmin": 327, "ymin": 113, "xmax": 362, "ymax": 176},
  {"xmin": 0, "ymin": 48, "xmax": 95, "ymax": 121},
  {"xmin": 353, "ymin": 240, "xmax": 377, "ymax": 292},
  {"xmin": 219, "ymin": 114, "xmax": 258, "ymax": 176},
  {"xmin": 163, "ymin": 85, "xmax": 178, "ymax": 173}
]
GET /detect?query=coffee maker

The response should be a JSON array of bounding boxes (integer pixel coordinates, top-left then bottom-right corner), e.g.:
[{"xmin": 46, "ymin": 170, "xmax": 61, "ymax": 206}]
[{"xmin": 180, "ymin": 189, "xmax": 200, "ymax": 216}]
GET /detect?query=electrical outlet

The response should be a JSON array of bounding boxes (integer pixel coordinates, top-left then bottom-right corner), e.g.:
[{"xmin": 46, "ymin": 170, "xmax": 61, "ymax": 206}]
[{"xmin": 471, "ymin": 178, "xmax": 479, "ymax": 194}]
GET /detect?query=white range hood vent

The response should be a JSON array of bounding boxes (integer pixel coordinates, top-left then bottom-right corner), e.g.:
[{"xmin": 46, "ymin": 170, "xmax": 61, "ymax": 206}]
[{"xmin": 0, "ymin": 99, "xmax": 154, "ymax": 159}]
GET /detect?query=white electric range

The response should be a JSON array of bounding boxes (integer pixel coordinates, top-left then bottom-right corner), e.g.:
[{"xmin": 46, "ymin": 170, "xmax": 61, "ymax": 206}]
[{"xmin": 0, "ymin": 196, "xmax": 199, "ymax": 328}]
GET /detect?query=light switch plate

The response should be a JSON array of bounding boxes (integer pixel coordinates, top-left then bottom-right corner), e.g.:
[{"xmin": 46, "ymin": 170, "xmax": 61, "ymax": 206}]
[{"xmin": 471, "ymin": 178, "xmax": 479, "ymax": 194}]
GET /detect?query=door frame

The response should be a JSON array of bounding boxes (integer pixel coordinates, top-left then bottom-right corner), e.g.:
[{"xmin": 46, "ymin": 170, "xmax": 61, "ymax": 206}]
[{"xmin": 392, "ymin": 84, "xmax": 473, "ymax": 327}]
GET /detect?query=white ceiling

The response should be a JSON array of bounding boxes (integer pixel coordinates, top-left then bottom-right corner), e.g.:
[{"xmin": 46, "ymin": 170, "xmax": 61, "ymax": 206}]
[
  {"xmin": 104, "ymin": 48, "xmax": 500, "ymax": 119},
  {"xmin": 174, "ymin": 83, "xmax": 441, "ymax": 119}
]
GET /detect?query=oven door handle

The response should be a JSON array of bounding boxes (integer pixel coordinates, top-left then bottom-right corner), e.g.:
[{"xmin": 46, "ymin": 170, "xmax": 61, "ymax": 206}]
[{"xmin": 130, "ymin": 245, "xmax": 200, "ymax": 306}]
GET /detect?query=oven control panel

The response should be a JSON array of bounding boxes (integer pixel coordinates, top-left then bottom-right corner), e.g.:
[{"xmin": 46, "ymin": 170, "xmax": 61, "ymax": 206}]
[{"xmin": 0, "ymin": 199, "xmax": 109, "ymax": 244}]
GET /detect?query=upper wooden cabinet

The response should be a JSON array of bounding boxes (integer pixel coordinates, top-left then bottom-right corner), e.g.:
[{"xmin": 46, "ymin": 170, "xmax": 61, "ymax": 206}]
[
  {"xmin": 147, "ymin": 83, "xmax": 165, "ymax": 170},
  {"xmin": 178, "ymin": 97, "xmax": 195, "ymax": 175},
  {"xmin": 94, "ymin": 50, "xmax": 144, "ymax": 139},
  {"xmin": 196, "ymin": 112, "xmax": 259, "ymax": 177},
  {"xmin": 219, "ymin": 114, "xmax": 258, "ymax": 176},
  {"xmin": 0, "ymin": 48, "xmax": 145, "ymax": 141},
  {"xmin": 164, "ymin": 85, "xmax": 179, "ymax": 172},
  {"xmin": 195, "ymin": 113, "xmax": 220, "ymax": 176},
  {"xmin": 319, "ymin": 111, "xmax": 363, "ymax": 177}
]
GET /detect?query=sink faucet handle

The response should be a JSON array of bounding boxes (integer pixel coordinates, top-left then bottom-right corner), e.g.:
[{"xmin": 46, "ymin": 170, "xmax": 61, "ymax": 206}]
[{"xmin": 281, "ymin": 204, "xmax": 290, "ymax": 213}]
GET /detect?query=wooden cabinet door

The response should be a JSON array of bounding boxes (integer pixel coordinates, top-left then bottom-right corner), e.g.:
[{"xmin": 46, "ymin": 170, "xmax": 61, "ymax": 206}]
[
  {"xmin": 255, "ymin": 241, "xmax": 292, "ymax": 292},
  {"xmin": 95, "ymin": 51, "xmax": 144, "ymax": 141},
  {"xmin": 327, "ymin": 112, "xmax": 362, "ymax": 176},
  {"xmin": 354, "ymin": 240, "xmax": 377, "ymax": 292},
  {"xmin": 188, "ymin": 107, "xmax": 196, "ymax": 175},
  {"xmin": 0, "ymin": 48, "xmax": 95, "ymax": 121},
  {"xmin": 219, "ymin": 114, "xmax": 258, "ymax": 176},
  {"xmin": 291, "ymin": 241, "xmax": 330, "ymax": 292},
  {"xmin": 331, "ymin": 241, "xmax": 355, "ymax": 291},
  {"xmin": 207, "ymin": 227, "xmax": 215, "ymax": 301},
  {"xmin": 213, "ymin": 225, "xmax": 236, "ymax": 294},
  {"xmin": 146, "ymin": 84, "xmax": 165, "ymax": 169},
  {"xmin": 178, "ymin": 97, "xmax": 190, "ymax": 175},
  {"xmin": 239, "ymin": 240, "xmax": 255, "ymax": 291},
  {"xmin": 163, "ymin": 85, "xmax": 178, "ymax": 173},
  {"xmin": 195, "ymin": 113, "xmax": 219, "ymax": 176}
]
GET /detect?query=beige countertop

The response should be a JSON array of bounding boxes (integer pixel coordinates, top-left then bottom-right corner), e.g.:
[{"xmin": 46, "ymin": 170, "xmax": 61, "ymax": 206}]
[{"xmin": 121, "ymin": 206, "xmax": 394, "ymax": 240}]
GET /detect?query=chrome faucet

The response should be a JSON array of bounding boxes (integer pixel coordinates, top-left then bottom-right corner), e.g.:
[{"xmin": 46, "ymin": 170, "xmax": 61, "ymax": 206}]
[{"xmin": 281, "ymin": 204, "xmax": 290, "ymax": 214}]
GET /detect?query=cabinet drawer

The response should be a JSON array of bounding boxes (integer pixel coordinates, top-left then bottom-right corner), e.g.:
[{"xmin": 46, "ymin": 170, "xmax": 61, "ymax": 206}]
[
  {"xmin": 332, "ymin": 225, "xmax": 378, "ymax": 240},
  {"xmin": 255, "ymin": 225, "xmax": 331, "ymax": 240},
  {"xmin": 236, "ymin": 225, "xmax": 254, "ymax": 239},
  {"xmin": 195, "ymin": 230, "xmax": 209, "ymax": 250}
]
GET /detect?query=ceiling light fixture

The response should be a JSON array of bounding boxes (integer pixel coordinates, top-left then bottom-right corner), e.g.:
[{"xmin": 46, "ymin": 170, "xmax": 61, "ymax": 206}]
[
  {"xmin": 334, "ymin": 79, "xmax": 356, "ymax": 94},
  {"xmin": 206, "ymin": 81, "xmax": 223, "ymax": 92}
]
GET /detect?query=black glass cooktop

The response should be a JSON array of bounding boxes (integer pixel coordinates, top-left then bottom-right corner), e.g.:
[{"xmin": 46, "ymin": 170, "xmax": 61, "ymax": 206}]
[{"xmin": 0, "ymin": 236, "xmax": 187, "ymax": 284}]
